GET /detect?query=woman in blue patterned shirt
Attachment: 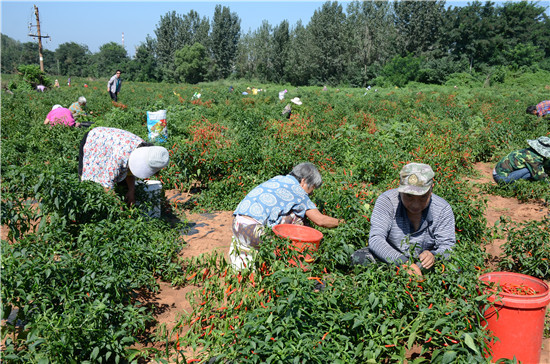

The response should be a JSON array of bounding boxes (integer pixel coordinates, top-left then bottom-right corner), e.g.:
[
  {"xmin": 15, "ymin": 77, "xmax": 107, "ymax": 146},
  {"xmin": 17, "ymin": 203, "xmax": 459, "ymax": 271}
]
[{"xmin": 230, "ymin": 162, "xmax": 341, "ymax": 270}]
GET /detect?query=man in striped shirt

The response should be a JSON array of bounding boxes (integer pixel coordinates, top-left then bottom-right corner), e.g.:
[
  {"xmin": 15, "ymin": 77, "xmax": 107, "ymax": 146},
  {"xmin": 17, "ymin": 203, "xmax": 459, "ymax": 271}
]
[{"xmin": 351, "ymin": 163, "xmax": 456, "ymax": 277}]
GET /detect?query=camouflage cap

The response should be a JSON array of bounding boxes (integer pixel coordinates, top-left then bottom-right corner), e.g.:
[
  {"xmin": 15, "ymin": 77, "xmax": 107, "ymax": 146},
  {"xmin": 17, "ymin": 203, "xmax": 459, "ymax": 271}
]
[
  {"xmin": 397, "ymin": 163, "xmax": 434, "ymax": 196},
  {"xmin": 527, "ymin": 136, "xmax": 550, "ymax": 158}
]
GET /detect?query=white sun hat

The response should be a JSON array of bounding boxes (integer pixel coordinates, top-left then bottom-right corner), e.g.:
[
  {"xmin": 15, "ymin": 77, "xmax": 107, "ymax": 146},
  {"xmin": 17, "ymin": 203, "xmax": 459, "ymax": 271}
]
[
  {"xmin": 290, "ymin": 97, "xmax": 302, "ymax": 105},
  {"xmin": 128, "ymin": 146, "xmax": 170, "ymax": 179}
]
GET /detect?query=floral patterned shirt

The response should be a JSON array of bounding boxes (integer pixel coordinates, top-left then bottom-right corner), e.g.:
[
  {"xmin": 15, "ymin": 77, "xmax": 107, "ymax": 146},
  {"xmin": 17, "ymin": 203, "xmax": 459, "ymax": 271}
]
[
  {"xmin": 233, "ymin": 175, "xmax": 317, "ymax": 227},
  {"xmin": 81, "ymin": 127, "xmax": 144, "ymax": 188}
]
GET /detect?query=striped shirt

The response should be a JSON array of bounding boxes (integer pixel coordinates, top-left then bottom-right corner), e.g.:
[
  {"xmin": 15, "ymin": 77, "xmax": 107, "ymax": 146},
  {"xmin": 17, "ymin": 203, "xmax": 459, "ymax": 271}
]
[{"xmin": 368, "ymin": 189, "xmax": 456, "ymax": 266}]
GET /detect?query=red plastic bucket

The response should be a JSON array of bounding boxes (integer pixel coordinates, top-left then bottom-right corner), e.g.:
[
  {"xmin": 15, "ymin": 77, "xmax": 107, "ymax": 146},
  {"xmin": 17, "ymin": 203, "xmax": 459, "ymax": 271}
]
[
  {"xmin": 479, "ymin": 272, "xmax": 550, "ymax": 363},
  {"xmin": 272, "ymin": 224, "xmax": 323, "ymax": 270}
]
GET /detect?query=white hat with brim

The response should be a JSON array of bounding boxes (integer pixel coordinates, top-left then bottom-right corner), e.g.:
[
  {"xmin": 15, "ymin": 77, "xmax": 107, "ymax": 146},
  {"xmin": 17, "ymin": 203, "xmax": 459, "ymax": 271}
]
[
  {"xmin": 52, "ymin": 104, "xmax": 62, "ymax": 110},
  {"xmin": 291, "ymin": 97, "xmax": 302, "ymax": 105},
  {"xmin": 527, "ymin": 136, "xmax": 550, "ymax": 158},
  {"xmin": 128, "ymin": 146, "xmax": 170, "ymax": 179}
]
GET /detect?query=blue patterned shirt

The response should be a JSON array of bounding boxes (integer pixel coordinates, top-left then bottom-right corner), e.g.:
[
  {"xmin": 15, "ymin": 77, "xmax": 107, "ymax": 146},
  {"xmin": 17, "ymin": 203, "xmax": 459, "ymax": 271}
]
[{"xmin": 234, "ymin": 175, "xmax": 317, "ymax": 227}]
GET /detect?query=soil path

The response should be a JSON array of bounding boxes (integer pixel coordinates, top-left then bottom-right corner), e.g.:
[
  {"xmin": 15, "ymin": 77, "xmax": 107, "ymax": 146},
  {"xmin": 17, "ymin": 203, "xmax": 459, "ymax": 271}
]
[{"xmin": 142, "ymin": 163, "xmax": 550, "ymax": 362}]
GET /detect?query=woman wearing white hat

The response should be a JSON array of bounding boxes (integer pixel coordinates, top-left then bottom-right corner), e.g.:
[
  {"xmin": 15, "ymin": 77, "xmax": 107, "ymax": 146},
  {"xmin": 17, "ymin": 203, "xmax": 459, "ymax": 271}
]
[
  {"xmin": 78, "ymin": 127, "xmax": 169, "ymax": 205},
  {"xmin": 493, "ymin": 136, "xmax": 550, "ymax": 184}
]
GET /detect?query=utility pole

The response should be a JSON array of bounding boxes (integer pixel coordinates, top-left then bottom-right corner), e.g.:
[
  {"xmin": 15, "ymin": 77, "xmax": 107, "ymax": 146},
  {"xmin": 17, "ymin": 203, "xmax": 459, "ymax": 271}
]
[{"xmin": 28, "ymin": 4, "xmax": 50, "ymax": 72}]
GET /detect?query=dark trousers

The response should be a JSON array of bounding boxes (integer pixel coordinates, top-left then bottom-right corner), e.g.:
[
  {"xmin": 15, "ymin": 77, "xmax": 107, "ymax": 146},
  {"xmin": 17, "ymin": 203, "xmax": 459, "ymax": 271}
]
[
  {"xmin": 78, "ymin": 131, "xmax": 90, "ymax": 178},
  {"xmin": 109, "ymin": 91, "xmax": 118, "ymax": 102}
]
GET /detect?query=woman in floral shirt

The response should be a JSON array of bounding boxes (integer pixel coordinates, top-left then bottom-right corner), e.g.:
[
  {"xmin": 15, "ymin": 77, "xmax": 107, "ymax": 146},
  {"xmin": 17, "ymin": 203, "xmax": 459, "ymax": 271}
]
[{"xmin": 78, "ymin": 127, "xmax": 169, "ymax": 205}]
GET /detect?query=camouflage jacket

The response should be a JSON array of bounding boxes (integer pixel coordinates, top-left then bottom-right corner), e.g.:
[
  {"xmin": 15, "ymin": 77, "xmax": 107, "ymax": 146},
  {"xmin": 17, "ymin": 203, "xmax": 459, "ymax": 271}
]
[{"xmin": 494, "ymin": 148, "xmax": 549, "ymax": 181}]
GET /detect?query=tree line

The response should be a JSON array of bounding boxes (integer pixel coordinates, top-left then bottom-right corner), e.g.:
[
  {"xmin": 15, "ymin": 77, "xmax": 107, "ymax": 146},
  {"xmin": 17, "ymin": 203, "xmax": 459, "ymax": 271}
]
[{"xmin": 2, "ymin": 1, "xmax": 549, "ymax": 87}]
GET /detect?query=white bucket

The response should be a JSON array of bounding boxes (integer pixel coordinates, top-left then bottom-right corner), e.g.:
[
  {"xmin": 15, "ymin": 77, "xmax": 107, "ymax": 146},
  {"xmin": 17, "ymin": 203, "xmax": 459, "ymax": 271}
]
[{"xmin": 136, "ymin": 180, "xmax": 163, "ymax": 218}]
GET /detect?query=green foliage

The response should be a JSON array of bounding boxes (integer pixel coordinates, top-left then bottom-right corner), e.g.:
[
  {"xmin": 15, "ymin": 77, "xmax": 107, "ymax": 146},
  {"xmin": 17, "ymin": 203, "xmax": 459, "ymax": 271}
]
[
  {"xmin": 382, "ymin": 54, "xmax": 423, "ymax": 87},
  {"xmin": 497, "ymin": 217, "xmax": 550, "ymax": 280},
  {"xmin": 14, "ymin": 64, "xmax": 52, "ymax": 89},
  {"xmin": 1, "ymin": 77, "xmax": 549, "ymax": 362},
  {"xmin": 211, "ymin": 5, "xmax": 241, "ymax": 79},
  {"xmin": 174, "ymin": 43, "xmax": 209, "ymax": 84}
]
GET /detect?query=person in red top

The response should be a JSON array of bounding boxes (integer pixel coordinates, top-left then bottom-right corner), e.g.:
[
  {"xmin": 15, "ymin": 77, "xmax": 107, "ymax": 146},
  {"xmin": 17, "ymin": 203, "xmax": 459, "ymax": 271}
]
[{"xmin": 526, "ymin": 100, "xmax": 550, "ymax": 118}]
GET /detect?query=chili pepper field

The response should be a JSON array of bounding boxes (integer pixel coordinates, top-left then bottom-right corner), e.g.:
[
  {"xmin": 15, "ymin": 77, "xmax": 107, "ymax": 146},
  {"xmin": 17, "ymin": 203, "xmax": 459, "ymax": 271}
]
[{"xmin": 1, "ymin": 75, "xmax": 549, "ymax": 363}]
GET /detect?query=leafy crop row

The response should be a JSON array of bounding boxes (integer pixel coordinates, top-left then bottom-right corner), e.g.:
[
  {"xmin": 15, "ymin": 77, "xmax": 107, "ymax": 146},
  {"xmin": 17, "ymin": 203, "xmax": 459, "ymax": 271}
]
[{"xmin": 1, "ymin": 75, "xmax": 549, "ymax": 362}]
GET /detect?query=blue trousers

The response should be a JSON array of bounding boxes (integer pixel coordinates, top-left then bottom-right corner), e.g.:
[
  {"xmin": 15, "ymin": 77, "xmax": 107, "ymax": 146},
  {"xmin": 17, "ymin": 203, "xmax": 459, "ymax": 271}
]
[{"xmin": 493, "ymin": 168, "xmax": 532, "ymax": 184}]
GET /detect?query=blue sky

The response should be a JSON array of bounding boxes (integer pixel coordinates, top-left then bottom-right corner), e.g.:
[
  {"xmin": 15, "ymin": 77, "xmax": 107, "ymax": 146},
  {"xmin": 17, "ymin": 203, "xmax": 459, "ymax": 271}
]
[{"xmin": 2, "ymin": 1, "xmax": 549, "ymax": 58}]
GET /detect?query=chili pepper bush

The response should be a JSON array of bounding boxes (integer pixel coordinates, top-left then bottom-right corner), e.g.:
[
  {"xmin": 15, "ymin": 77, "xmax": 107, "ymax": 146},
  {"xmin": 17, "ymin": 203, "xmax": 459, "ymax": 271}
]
[{"xmin": 1, "ymin": 74, "xmax": 549, "ymax": 363}]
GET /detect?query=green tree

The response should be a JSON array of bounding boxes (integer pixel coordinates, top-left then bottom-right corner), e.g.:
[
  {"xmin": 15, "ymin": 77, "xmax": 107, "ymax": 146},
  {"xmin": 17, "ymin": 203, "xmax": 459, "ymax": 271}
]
[
  {"xmin": 307, "ymin": 1, "xmax": 348, "ymax": 85},
  {"xmin": 285, "ymin": 20, "xmax": 313, "ymax": 86},
  {"xmin": 126, "ymin": 36, "xmax": 160, "ymax": 82},
  {"xmin": 182, "ymin": 10, "xmax": 211, "ymax": 50},
  {"xmin": 1, "ymin": 35, "xmax": 24, "ymax": 73},
  {"xmin": 210, "ymin": 4, "xmax": 241, "ymax": 79},
  {"xmin": 393, "ymin": 0, "xmax": 447, "ymax": 58},
  {"xmin": 272, "ymin": 20, "xmax": 290, "ymax": 83},
  {"xmin": 496, "ymin": 1, "xmax": 550, "ymax": 63},
  {"xmin": 444, "ymin": 1, "xmax": 500, "ymax": 71},
  {"xmin": 94, "ymin": 42, "xmax": 129, "ymax": 78},
  {"xmin": 346, "ymin": 0, "xmax": 396, "ymax": 85},
  {"xmin": 174, "ymin": 42, "xmax": 209, "ymax": 84},
  {"xmin": 54, "ymin": 42, "xmax": 91, "ymax": 77},
  {"xmin": 382, "ymin": 53, "xmax": 422, "ymax": 87},
  {"xmin": 154, "ymin": 11, "xmax": 186, "ymax": 81},
  {"xmin": 251, "ymin": 21, "xmax": 274, "ymax": 81}
]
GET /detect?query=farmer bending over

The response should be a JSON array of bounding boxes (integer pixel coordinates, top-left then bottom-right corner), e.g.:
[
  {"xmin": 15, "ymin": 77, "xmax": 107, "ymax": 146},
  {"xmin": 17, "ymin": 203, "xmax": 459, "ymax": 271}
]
[
  {"xmin": 44, "ymin": 104, "xmax": 80, "ymax": 127},
  {"xmin": 79, "ymin": 127, "xmax": 169, "ymax": 206},
  {"xmin": 69, "ymin": 96, "xmax": 90, "ymax": 118},
  {"xmin": 230, "ymin": 162, "xmax": 342, "ymax": 270},
  {"xmin": 493, "ymin": 136, "xmax": 550, "ymax": 184},
  {"xmin": 526, "ymin": 100, "xmax": 550, "ymax": 119},
  {"xmin": 351, "ymin": 163, "xmax": 456, "ymax": 277}
]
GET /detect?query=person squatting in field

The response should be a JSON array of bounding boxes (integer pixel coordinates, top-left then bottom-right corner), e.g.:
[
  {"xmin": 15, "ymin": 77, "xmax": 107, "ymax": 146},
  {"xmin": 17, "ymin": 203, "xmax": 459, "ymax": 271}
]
[
  {"xmin": 493, "ymin": 136, "xmax": 550, "ymax": 184},
  {"xmin": 69, "ymin": 96, "xmax": 90, "ymax": 118},
  {"xmin": 526, "ymin": 100, "xmax": 550, "ymax": 118},
  {"xmin": 230, "ymin": 162, "xmax": 342, "ymax": 270},
  {"xmin": 78, "ymin": 127, "xmax": 169, "ymax": 205},
  {"xmin": 44, "ymin": 104, "xmax": 80, "ymax": 127},
  {"xmin": 351, "ymin": 163, "xmax": 456, "ymax": 277}
]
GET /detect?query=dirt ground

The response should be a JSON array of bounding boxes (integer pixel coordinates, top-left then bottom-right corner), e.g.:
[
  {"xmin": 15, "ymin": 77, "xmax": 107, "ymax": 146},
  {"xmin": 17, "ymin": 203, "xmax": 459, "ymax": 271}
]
[{"xmin": 142, "ymin": 162, "xmax": 550, "ymax": 363}]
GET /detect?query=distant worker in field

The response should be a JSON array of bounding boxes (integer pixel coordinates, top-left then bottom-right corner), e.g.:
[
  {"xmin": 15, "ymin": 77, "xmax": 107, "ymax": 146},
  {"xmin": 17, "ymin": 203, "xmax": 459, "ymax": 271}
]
[
  {"xmin": 44, "ymin": 104, "xmax": 80, "ymax": 128},
  {"xmin": 526, "ymin": 100, "xmax": 550, "ymax": 118},
  {"xmin": 69, "ymin": 96, "xmax": 89, "ymax": 118},
  {"xmin": 107, "ymin": 70, "xmax": 122, "ymax": 102},
  {"xmin": 79, "ymin": 127, "xmax": 169, "ymax": 206},
  {"xmin": 230, "ymin": 162, "xmax": 343, "ymax": 270},
  {"xmin": 351, "ymin": 163, "xmax": 456, "ymax": 277},
  {"xmin": 54, "ymin": 79, "xmax": 60, "ymax": 88},
  {"xmin": 493, "ymin": 136, "xmax": 550, "ymax": 184}
]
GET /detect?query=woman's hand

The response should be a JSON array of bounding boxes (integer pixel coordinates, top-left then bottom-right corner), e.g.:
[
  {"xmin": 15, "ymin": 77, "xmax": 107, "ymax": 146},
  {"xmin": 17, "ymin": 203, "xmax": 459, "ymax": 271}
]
[{"xmin": 418, "ymin": 250, "xmax": 435, "ymax": 270}]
